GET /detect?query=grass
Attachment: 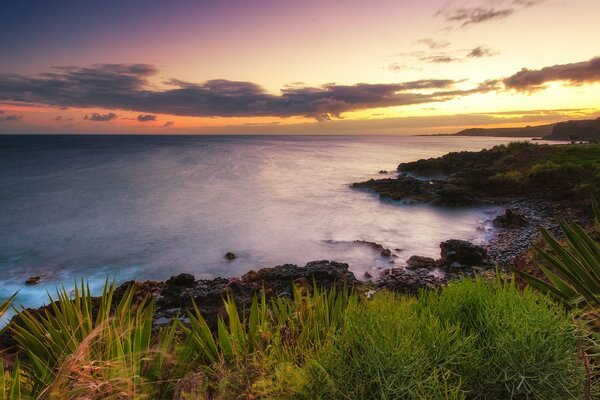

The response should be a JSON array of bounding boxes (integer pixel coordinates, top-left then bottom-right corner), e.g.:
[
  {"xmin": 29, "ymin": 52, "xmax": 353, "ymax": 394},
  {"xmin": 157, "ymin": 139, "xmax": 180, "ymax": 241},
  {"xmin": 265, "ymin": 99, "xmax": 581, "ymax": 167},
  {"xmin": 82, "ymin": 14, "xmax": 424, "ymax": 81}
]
[{"xmin": 0, "ymin": 276, "xmax": 593, "ymax": 399}]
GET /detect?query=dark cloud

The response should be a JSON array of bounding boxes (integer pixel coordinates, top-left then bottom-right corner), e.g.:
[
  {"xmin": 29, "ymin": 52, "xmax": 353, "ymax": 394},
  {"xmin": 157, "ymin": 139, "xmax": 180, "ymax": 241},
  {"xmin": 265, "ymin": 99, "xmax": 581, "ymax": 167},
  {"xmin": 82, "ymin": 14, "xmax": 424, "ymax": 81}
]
[
  {"xmin": 55, "ymin": 115, "xmax": 63, "ymax": 121},
  {"xmin": 437, "ymin": 0, "xmax": 545, "ymax": 27},
  {"xmin": 416, "ymin": 38, "xmax": 450, "ymax": 50},
  {"xmin": 0, "ymin": 114, "xmax": 22, "ymax": 122},
  {"xmin": 467, "ymin": 46, "xmax": 497, "ymax": 58},
  {"xmin": 504, "ymin": 57, "xmax": 600, "ymax": 91},
  {"xmin": 162, "ymin": 121, "xmax": 174, "ymax": 128},
  {"xmin": 85, "ymin": 112, "xmax": 118, "ymax": 121},
  {"xmin": 0, "ymin": 64, "xmax": 494, "ymax": 121},
  {"xmin": 137, "ymin": 114, "xmax": 157, "ymax": 122}
]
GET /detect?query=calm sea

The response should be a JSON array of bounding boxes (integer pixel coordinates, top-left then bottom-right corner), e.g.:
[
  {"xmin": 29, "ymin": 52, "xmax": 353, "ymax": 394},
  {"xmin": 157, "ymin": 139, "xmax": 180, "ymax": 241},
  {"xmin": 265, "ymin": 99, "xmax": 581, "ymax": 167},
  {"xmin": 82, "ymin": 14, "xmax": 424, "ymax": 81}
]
[{"xmin": 0, "ymin": 134, "xmax": 535, "ymax": 310}]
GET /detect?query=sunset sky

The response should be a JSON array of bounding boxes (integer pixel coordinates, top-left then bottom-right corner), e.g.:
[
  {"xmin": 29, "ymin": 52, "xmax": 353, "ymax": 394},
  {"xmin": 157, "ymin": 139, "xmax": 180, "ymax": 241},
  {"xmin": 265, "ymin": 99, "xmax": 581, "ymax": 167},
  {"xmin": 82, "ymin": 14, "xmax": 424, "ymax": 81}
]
[{"xmin": 0, "ymin": 0, "xmax": 599, "ymax": 134}]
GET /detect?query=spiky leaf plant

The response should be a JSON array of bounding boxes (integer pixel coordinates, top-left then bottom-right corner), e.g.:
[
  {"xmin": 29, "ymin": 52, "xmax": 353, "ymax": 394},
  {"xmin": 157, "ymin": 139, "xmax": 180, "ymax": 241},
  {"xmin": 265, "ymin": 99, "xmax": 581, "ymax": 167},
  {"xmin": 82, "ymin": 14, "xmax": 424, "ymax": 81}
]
[
  {"xmin": 516, "ymin": 200, "xmax": 600, "ymax": 308},
  {"xmin": 11, "ymin": 279, "xmax": 178, "ymax": 399}
]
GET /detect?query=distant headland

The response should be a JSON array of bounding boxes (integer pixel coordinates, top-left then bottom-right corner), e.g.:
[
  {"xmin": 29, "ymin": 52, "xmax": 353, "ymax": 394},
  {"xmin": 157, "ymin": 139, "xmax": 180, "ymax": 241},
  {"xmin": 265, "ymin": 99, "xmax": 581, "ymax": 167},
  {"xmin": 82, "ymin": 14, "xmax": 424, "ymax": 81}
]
[{"xmin": 424, "ymin": 117, "xmax": 600, "ymax": 141}]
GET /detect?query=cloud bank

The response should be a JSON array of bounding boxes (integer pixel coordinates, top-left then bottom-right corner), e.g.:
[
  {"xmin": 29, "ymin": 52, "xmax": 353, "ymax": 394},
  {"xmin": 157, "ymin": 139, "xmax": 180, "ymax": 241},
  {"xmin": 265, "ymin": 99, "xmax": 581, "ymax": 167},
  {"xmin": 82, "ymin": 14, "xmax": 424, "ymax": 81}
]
[
  {"xmin": 504, "ymin": 57, "xmax": 600, "ymax": 91},
  {"xmin": 0, "ymin": 64, "xmax": 494, "ymax": 121}
]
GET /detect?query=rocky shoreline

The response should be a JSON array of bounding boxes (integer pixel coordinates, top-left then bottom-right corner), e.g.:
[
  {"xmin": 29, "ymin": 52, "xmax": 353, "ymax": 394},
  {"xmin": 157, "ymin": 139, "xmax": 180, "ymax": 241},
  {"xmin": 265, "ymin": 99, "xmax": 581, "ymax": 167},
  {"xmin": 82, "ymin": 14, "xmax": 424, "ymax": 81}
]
[{"xmin": 6, "ymin": 142, "xmax": 595, "ymax": 347}]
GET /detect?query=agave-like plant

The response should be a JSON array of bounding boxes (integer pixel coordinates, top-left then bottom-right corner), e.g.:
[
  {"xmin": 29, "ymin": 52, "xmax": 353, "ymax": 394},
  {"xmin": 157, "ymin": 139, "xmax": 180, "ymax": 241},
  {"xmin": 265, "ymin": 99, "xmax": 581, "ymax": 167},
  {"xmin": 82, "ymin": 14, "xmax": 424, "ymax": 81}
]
[
  {"xmin": 10, "ymin": 278, "xmax": 178, "ymax": 399},
  {"xmin": 0, "ymin": 294, "xmax": 22, "ymax": 400},
  {"xmin": 516, "ymin": 199, "xmax": 600, "ymax": 308}
]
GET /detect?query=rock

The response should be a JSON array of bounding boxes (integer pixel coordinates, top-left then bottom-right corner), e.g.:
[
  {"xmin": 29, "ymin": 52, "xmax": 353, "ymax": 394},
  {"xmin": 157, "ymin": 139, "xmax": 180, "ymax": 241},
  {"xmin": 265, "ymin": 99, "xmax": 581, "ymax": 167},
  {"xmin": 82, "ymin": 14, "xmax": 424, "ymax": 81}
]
[
  {"xmin": 439, "ymin": 239, "xmax": 487, "ymax": 267},
  {"xmin": 376, "ymin": 268, "xmax": 442, "ymax": 295},
  {"xmin": 431, "ymin": 184, "xmax": 477, "ymax": 206},
  {"xmin": 405, "ymin": 255, "xmax": 437, "ymax": 269},
  {"xmin": 352, "ymin": 174, "xmax": 479, "ymax": 206},
  {"xmin": 225, "ymin": 252, "xmax": 237, "ymax": 260},
  {"xmin": 353, "ymin": 240, "xmax": 393, "ymax": 257},
  {"xmin": 363, "ymin": 271, "xmax": 373, "ymax": 279},
  {"xmin": 25, "ymin": 276, "xmax": 41, "ymax": 285},
  {"xmin": 450, "ymin": 261, "xmax": 462, "ymax": 269},
  {"xmin": 165, "ymin": 273, "xmax": 195, "ymax": 287},
  {"xmin": 493, "ymin": 209, "xmax": 528, "ymax": 229},
  {"xmin": 378, "ymin": 170, "xmax": 388, "ymax": 174}
]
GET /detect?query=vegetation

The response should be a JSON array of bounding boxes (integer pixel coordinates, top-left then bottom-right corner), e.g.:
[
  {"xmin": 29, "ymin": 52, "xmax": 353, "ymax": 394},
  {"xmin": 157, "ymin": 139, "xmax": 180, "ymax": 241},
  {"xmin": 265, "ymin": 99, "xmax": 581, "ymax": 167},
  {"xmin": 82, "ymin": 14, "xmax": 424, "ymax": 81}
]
[
  {"xmin": 0, "ymin": 276, "xmax": 592, "ymax": 399},
  {"xmin": 398, "ymin": 142, "xmax": 600, "ymax": 199},
  {"xmin": 516, "ymin": 200, "xmax": 600, "ymax": 308}
]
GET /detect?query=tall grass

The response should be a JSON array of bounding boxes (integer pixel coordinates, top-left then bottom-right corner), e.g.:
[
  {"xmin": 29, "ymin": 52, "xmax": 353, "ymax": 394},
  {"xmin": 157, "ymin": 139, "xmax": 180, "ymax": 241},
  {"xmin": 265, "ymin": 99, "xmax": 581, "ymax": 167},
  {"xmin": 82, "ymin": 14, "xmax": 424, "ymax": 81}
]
[{"xmin": 293, "ymin": 277, "xmax": 584, "ymax": 400}]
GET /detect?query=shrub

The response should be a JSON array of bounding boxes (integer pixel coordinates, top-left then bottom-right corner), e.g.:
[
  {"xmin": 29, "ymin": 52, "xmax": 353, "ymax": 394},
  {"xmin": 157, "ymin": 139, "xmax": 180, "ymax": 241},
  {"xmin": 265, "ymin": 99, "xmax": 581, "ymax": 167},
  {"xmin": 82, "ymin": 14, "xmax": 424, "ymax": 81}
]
[
  {"xmin": 490, "ymin": 170, "xmax": 526, "ymax": 185},
  {"xmin": 293, "ymin": 278, "xmax": 585, "ymax": 400},
  {"xmin": 528, "ymin": 161, "xmax": 586, "ymax": 185}
]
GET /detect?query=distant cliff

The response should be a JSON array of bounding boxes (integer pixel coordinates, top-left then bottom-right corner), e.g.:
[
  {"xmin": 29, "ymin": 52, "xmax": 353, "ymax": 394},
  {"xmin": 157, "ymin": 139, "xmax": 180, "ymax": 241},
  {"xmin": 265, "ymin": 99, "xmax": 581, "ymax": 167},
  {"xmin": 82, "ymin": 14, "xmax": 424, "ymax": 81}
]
[
  {"xmin": 455, "ymin": 124, "xmax": 554, "ymax": 138},
  {"xmin": 452, "ymin": 117, "xmax": 600, "ymax": 140},
  {"xmin": 545, "ymin": 118, "xmax": 600, "ymax": 141}
]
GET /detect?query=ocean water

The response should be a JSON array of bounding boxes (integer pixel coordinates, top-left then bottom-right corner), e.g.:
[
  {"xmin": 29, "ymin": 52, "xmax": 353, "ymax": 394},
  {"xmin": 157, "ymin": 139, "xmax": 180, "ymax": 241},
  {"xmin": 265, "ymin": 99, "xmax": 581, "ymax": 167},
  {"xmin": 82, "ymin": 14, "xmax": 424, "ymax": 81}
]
[{"xmin": 0, "ymin": 134, "xmax": 527, "ymax": 310}]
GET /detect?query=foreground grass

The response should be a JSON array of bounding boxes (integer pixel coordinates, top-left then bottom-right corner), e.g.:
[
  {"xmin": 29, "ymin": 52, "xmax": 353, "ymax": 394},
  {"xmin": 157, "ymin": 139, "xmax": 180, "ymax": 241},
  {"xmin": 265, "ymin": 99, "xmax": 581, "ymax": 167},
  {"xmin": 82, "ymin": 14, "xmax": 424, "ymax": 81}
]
[{"xmin": 0, "ymin": 277, "xmax": 594, "ymax": 399}]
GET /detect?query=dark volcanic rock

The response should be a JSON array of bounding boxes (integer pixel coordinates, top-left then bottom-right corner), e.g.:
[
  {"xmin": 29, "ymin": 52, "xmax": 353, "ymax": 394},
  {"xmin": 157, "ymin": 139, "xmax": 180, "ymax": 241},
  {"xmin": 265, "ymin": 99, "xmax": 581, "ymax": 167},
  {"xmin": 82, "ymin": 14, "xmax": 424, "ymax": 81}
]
[
  {"xmin": 405, "ymin": 255, "xmax": 437, "ymax": 269},
  {"xmin": 352, "ymin": 174, "xmax": 478, "ymax": 206},
  {"xmin": 242, "ymin": 260, "xmax": 356, "ymax": 287},
  {"xmin": 440, "ymin": 239, "xmax": 487, "ymax": 267},
  {"xmin": 225, "ymin": 252, "xmax": 237, "ymax": 260},
  {"xmin": 431, "ymin": 184, "xmax": 477, "ymax": 206},
  {"xmin": 353, "ymin": 240, "xmax": 394, "ymax": 257},
  {"xmin": 376, "ymin": 268, "xmax": 442, "ymax": 294},
  {"xmin": 155, "ymin": 260, "xmax": 357, "ymax": 330},
  {"xmin": 165, "ymin": 273, "xmax": 195, "ymax": 287},
  {"xmin": 493, "ymin": 209, "xmax": 528, "ymax": 229},
  {"xmin": 25, "ymin": 276, "xmax": 41, "ymax": 285}
]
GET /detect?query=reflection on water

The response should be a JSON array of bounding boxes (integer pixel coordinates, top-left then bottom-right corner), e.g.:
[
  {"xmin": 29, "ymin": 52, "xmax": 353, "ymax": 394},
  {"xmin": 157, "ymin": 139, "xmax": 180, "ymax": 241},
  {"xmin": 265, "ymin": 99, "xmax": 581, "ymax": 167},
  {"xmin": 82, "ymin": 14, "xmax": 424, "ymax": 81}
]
[{"xmin": 0, "ymin": 134, "xmax": 529, "ymax": 310}]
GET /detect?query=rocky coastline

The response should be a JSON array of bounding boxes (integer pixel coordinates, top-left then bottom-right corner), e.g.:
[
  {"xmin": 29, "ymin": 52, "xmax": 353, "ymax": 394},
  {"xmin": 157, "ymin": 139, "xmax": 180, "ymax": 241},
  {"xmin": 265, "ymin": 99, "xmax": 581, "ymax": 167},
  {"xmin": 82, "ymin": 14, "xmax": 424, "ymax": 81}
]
[{"xmin": 5, "ymin": 142, "xmax": 596, "ymax": 346}]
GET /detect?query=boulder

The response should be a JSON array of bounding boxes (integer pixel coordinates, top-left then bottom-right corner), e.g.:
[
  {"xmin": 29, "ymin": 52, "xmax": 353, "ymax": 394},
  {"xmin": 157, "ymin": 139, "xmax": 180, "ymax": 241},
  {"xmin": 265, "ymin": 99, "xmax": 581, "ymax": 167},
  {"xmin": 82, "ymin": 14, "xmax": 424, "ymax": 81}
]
[
  {"xmin": 353, "ymin": 240, "xmax": 393, "ymax": 257},
  {"xmin": 439, "ymin": 239, "xmax": 487, "ymax": 267},
  {"xmin": 165, "ymin": 273, "xmax": 196, "ymax": 287},
  {"xmin": 493, "ymin": 209, "xmax": 528, "ymax": 229},
  {"xmin": 25, "ymin": 276, "xmax": 41, "ymax": 285},
  {"xmin": 405, "ymin": 255, "xmax": 437, "ymax": 269},
  {"xmin": 225, "ymin": 252, "xmax": 237, "ymax": 260}
]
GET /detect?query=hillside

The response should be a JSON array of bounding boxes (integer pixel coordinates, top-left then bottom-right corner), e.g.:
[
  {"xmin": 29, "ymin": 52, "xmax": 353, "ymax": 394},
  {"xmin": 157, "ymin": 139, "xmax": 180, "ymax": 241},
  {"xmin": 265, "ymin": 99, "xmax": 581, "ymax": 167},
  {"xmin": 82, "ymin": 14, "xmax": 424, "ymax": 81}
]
[{"xmin": 452, "ymin": 117, "xmax": 600, "ymax": 140}]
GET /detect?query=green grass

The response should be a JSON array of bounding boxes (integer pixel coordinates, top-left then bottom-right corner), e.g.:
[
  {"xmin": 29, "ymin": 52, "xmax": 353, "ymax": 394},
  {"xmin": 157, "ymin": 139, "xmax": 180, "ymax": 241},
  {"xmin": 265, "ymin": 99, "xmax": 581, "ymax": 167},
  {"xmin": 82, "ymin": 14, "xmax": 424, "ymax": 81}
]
[
  {"xmin": 292, "ymin": 277, "xmax": 585, "ymax": 400},
  {"xmin": 0, "ymin": 277, "xmax": 593, "ymax": 399}
]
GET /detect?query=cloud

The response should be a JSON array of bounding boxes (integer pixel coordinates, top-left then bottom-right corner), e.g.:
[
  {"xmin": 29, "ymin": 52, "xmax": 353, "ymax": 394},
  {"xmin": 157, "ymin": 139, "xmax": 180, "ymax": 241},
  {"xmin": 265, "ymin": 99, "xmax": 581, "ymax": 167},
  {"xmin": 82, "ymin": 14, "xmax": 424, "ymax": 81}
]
[
  {"xmin": 467, "ymin": 46, "xmax": 497, "ymax": 58},
  {"xmin": 504, "ymin": 57, "xmax": 600, "ymax": 91},
  {"xmin": 137, "ymin": 113, "xmax": 157, "ymax": 122},
  {"xmin": 416, "ymin": 38, "xmax": 450, "ymax": 50},
  {"xmin": 420, "ymin": 55, "xmax": 461, "ymax": 64},
  {"xmin": 55, "ymin": 115, "xmax": 63, "ymax": 121},
  {"xmin": 0, "ymin": 114, "xmax": 22, "ymax": 122},
  {"xmin": 0, "ymin": 64, "xmax": 495, "ymax": 121},
  {"xmin": 85, "ymin": 112, "xmax": 118, "ymax": 121},
  {"xmin": 392, "ymin": 46, "xmax": 497, "ymax": 66},
  {"xmin": 437, "ymin": 0, "xmax": 545, "ymax": 27},
  {"xmin": 161, "ymin": 121, "xmax": 174, "ymax": 128}
]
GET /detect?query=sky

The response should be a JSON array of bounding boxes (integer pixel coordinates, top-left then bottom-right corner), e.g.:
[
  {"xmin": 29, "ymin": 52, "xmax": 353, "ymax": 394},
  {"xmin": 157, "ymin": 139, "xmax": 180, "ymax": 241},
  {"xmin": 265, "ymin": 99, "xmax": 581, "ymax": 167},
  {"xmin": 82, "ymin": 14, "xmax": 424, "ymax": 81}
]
[{"xmin": 0, "ymin": 0, "xmax": 598, "ymax": 134}]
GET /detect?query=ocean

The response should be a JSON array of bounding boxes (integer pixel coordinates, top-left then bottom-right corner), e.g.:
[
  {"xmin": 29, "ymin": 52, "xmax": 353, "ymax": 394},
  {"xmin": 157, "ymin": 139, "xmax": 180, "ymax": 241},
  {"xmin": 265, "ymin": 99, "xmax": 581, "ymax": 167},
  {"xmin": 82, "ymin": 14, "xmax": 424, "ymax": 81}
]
[{"xmin": 0, "ymin": 134, "xmax": 531, "ymax": 310}]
